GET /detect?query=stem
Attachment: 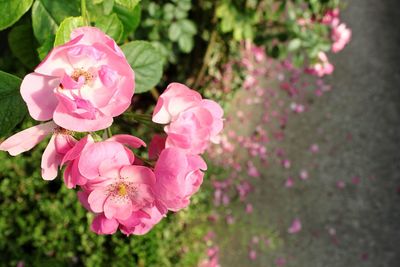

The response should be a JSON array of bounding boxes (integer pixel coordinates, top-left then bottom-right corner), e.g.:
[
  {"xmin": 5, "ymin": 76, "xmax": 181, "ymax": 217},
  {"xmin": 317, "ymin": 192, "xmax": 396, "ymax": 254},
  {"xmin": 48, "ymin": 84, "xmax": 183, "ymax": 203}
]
[
  {"xmin": 193, "ymin": 30, "xmax": 217, "ymax": 89},
  {"xmin": 106, "ymin": 127, "xmax": 112, "ymax": 138},
  {"xmin": 81, "ymin": 0, "xmax": 88, "ymax": 25},
  {"xmin": 150, "ymin": 88, "xmax": 160, "ymax": 101}
]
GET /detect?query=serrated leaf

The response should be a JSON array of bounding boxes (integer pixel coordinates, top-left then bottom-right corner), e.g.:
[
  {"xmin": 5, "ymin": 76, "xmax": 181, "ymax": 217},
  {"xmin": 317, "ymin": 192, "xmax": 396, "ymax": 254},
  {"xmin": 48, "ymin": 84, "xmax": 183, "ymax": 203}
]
[
  {"xmin": 37, "ymin": 36, "xmax": 55, "ymax": 60},
  {"xmin": 54, "ymin": 17, "xmax": 84, "ymax": 46},
  {"xmin": 95, "ymin": 13, "xmax": 123, "ymax": 42},
  {"xmin": 32, "ymin": 0, "xmax": 80, "ymax": 44},
  {"xmin": 0, "ymin": 0, "xmax": 33, "ymax": 30},
  {"xmin": 0, "ymin": 71, "xmax": 27, "ymax": 136},
  {"xmin": 121, "ymin": 41, "xmax": 163, "ymax": 93},
  {"xmin": 8, "ymin": 24, "xmax": 39, "ymax": 69}
]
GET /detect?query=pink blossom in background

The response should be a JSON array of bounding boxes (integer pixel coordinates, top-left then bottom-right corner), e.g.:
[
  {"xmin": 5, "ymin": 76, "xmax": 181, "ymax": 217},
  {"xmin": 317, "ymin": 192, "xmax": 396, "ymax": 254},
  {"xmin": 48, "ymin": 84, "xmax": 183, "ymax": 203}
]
[
  {"xmin": 154, "ymin": 147, "xmax": 207, "ymax": 212},
  {"xmin": 153, "ymin": 83, "xmax": 224, "ymax": 154},
  {"xmin": 285, "ymin": 177, "xmax": 294, "ymax": 188},
  {"xmin": 299, "ymin": 170, "xmax": 309, "ymax": 180},
  {"xmin": 245, "ymin": 203, "xmax": 253, "ymax": 214},
  {"xmin": 321, "ymin": 8, "xmax": 340, "ymax": 25},
  {"xmin": 275, "ymin": 257, "xmax": 287, "ymax": 266},
  {"xmin": 288, "ymin": 218, "xmax": 302, "ymax": 234},
  {"xmin": 0, "ymin": 121, "xmax": 76, "ymax": 180},
  {"xmin": 306, "ymin": 52, "xmax": 334, "ymax": 77},
  {"xmin": 331, "ymin": 23, "xmax": 352, "ymax": 53},
  {"xmin": 249, "ymin": 249, "xmax": 257, "ymax": 260},
  {"xmin": 20, "ymin": 27, "xmax": 134, "ymax": 132}
]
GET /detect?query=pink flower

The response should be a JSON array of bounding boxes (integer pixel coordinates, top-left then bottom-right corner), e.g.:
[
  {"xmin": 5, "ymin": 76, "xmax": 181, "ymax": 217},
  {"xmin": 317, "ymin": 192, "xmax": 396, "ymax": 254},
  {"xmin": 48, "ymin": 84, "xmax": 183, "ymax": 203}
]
[
  {"xmin": 152, "ymin": 83, "xmax": 224, "ymax": 154},
  {"xmin": 321, "ymin": 8, "xmax": 340, "ymax": 25},
  {"xmin": 85, "ymin": 165, "xmax": 155, "ymax": 221},
  {"xmin": 331, "ymin": 23, "xmax": 352, "ymax": 53},
  {"xmin": 306, "ymin": 52, "xmax": 334, "ymax": 77},
  {"xmin": 288, "ymin": 218, "xmax": 302, "ymax": 234},
  {"xmin": 154, "ymin": 147, "xmax": 207, "ymax": 212},
  {"xmin": 20, "ymin": 27, "xmax": 134, "ymax": 132},
  {"xmin": 0, "ymin": 121, "xmax": 75, "ymax": 180}
]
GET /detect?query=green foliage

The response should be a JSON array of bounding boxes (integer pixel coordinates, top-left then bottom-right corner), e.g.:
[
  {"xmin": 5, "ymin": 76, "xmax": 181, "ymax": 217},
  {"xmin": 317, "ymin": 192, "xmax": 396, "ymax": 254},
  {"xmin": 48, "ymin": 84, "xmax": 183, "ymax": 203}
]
[
  {"xmin": 0, "ymin": 71, "xmax": 26, "ymax": 136},
  {"xmin": 31, "ymin": 0, "xmax": 80, "ymax": 44},
  {"xmin": 8, "ymin": 24, "xmax": 39, "ymax": 69},
  {"xmin": 138, "ymin": 0, "xmax": 197, "ymax": 63},
  {"xmin": 121, "ymin": 41, "xmax": 164, "ymax": 93},
  {"xmin": 95, "ymin": 13, "xmax": 124, "ymax": 42},
  {"xmin": 54, "ymin": 17, "xmax": 85, "ymax": 46},
  {"xmin": 0, "ymin": 0, "xmax": 33, "ymax": 30}
]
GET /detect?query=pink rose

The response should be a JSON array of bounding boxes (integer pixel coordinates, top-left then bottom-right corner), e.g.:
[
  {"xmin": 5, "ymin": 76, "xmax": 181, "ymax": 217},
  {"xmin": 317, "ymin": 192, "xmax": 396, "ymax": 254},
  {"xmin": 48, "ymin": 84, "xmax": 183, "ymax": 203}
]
[
  {"xmin": 153, "ymin": 83, "xmax": 223, "ymax": 154},
  {"xmin": 61, "ymin": 134, "xmax": 145, "ymax": 189},
  {"xmin": 20, "ymin": 27, "xmax": 134, "ymax": 132},
  {"xmin": 154, "ymin": 147, "xmax": 207, "ymax": 212},
  {"xmin": 0, "ymin": 121, "xmax": 76, "ymax": 180},
  {"xmin": 85, "ymin": 165, "xmax": 156, "ymax": 221}
]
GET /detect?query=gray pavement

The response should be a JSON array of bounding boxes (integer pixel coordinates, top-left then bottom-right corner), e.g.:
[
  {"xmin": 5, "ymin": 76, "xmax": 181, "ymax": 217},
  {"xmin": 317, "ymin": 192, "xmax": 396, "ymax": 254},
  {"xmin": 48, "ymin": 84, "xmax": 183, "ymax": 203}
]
[{"xmin": 217, "ymin": 1, "xmax": 400, "ymax": 266}]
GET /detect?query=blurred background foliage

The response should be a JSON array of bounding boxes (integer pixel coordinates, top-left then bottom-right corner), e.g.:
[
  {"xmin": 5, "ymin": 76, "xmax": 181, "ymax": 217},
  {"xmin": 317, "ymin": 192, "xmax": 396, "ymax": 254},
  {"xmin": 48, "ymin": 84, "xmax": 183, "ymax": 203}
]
[{"xmin": 0, "ymin": 0, "xmax": 340, "ymax": 265}]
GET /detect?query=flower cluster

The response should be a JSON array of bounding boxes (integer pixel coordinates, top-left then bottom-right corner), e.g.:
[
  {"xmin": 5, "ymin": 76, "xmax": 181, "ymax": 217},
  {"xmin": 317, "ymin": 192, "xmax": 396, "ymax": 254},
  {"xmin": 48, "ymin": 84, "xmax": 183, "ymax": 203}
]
[
  {"xmin": 0, "ymin": 27, "xmax": 223, "ymax": 235},
  {"xmin": 306, "ymin": 8, "xmax": 351, "ymax": 77}
]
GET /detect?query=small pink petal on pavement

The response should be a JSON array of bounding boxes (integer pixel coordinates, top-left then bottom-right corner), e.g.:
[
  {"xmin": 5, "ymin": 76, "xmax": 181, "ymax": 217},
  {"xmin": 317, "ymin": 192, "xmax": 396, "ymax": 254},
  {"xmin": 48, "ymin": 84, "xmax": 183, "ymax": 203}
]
[{"xmin": 288, "ymin": 218, "xmax": 302, "ymax": 234}]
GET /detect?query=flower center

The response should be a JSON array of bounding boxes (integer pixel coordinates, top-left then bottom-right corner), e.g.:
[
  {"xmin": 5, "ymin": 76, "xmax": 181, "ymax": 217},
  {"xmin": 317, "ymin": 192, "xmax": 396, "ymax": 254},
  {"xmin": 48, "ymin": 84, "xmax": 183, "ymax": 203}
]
[
  {"xmin": 118, "ymin": 183, "xmax": 128, "ymax": 196},
  {"xmin": 109, "ymin": 181, "xmax": 136, "ymax": 199},
  {"xmin": 71, "ymin": 68, "xmax": 93, "ymax": 84}
]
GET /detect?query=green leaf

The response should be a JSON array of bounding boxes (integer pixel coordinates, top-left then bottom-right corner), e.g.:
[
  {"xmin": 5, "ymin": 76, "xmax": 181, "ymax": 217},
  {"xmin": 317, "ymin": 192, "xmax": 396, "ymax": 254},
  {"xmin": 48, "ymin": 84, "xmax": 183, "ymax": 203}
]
[
  {"xmin": 179, "ymin": 19, "xmax": 196, "ymax": 35},
  {"xmin": 178, "ymin": 34, "xmax": 194, "ymax": 53},
  {"xmin": 113, "ymin": 3, "xmax": 141, "ymax": 40},
  {"xmin": 168, "ymin": 22, "xmax": 181, "ymax": 41},
  {"xmin": 115, "ymin": 0, "xmax": 139, "ymax": 10},
  {"xmin": 121, "ymin": 41, "xmax": 163, "ymax": 93},
  {"xmin": 288, "ymin": 38, "xmax": 302, "ymax": 52},
  {"xmin": 95, "ymin": 14, "xmax": 123, "ymax": 42},
  {"xmin": 0, "ymin": 0, "xmax": 33, "ymax": 30},
  {"xmin": 37, "ymin": 36, "xmax": 55, "ymax": 60},
  {"xmin": 32, "ymin": 0, "xmax": 80, "ymax": 44},
  {"xmin": 54, "ymin": 17, "xmax": 84, "ymax": 46},
  {"xmin": 103, "ymin": 0, "xmax": 115, "ymax": 14},
  {"xmin": 8, "ymin": 24, "xmax": 39, "ymax": 69},
  {"xmin": 0, "ymin": 71, "xmax": 27, "ymax": 136}
]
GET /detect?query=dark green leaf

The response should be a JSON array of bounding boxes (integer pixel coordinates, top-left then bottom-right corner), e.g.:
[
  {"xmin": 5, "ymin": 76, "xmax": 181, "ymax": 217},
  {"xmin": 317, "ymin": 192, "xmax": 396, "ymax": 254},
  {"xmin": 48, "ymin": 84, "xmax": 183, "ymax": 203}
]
[
  {"xmin": 121, "ymin": 41, "xmax": 163, "ymax": 93},
  {"xmin": 113, "ymin": 3, "xmax": 141, "ymax": 40},
  {"xmin": 0, "ymin": 0, "xmax": 33, "ymax": 30},
  {"xmin": 8, "ymin": 24, "xmax": 39, "ymax": 69},
  {"xmin": 32, "ymin": 0, "xmax": 80, "ymax": 44},
  {"xmin": 0, "ymin": 71, "xmax": 27, "ymax": 136}
]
